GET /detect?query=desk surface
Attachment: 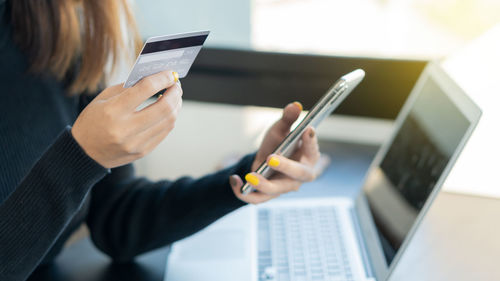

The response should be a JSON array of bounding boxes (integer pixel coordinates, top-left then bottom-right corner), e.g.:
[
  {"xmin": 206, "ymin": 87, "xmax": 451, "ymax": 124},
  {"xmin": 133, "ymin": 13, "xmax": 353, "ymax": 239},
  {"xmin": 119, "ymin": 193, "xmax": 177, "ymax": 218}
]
[
  {"xmin": 27, "ymin": 141, "xmax": 500, "ymax": 281},
  {"xmin": 389, "ymin": 192, "xmax": 500, "ymax": 281}
]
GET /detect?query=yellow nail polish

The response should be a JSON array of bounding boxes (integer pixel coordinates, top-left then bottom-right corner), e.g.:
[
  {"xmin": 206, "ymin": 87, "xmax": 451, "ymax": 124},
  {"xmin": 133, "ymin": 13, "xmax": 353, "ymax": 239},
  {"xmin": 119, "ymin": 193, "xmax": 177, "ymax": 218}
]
[
  {"xmin": 293, "ymin": 101, "xmax": 303, "ymax": 111},
  {"xmin": 173, "ymin": 71, "xmax": 179, "ymax": 82},
  {"xmin": 268, "ymin": 156, "xmax": 280, "ymax": 167},
  {"xmin": 245, "ymin": 173, "xmax": 259, "ymax": 186}
]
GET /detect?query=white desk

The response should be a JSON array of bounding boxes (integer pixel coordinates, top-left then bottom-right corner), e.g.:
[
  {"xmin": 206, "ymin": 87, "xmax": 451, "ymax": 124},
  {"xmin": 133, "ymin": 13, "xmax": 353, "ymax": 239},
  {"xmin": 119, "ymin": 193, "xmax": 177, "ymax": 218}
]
[{"xmin": 389, "ymin": 192, "xmax": 500, "ymax": 281}]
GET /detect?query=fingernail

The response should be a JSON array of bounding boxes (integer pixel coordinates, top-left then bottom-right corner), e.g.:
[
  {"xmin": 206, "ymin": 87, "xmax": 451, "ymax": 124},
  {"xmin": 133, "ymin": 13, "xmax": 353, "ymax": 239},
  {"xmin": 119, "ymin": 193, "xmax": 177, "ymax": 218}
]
[
  {"xmin": 245, "ymin": 173, "xmax": 259, "ymax": 186},
  {"xmin": 293, "ymin": 101, "xmax": 303, "ymax": 111},
  {"xmin": 229, "ymin": 175, "xmax": 237, "ymax": 187},
  {"xmin": 173, "ymin": 71, "xmax": 179, "ymax": 82},
  {"xmin": 268, "ymin": 156, "xmax": 280, "ymax": 167},
  {"xmin": 158, "ymin": 94, "xmax": 163, "ymax": 99},
  {"xmin": 309, "ymin": 128, "xmax": 315, "ymax": 138}
]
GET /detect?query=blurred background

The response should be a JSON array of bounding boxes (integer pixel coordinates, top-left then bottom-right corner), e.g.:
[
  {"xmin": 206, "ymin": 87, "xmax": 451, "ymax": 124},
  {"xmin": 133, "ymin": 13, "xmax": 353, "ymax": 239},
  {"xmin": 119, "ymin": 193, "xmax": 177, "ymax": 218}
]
[
  {"xmin": 127, "ymin": 0, "xmax": 500, "ymax": 198},
  {"xmin": 135, "ymin": 0, "xmax": 500, "ymax": 58}
]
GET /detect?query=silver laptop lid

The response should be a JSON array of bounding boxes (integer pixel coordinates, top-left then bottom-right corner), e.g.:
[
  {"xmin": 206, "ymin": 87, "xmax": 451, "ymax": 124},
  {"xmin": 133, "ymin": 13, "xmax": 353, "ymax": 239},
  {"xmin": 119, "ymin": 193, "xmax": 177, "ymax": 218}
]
[{"xmin": 354, "ymin": 63, "xmax": 482, "ymax": 280}]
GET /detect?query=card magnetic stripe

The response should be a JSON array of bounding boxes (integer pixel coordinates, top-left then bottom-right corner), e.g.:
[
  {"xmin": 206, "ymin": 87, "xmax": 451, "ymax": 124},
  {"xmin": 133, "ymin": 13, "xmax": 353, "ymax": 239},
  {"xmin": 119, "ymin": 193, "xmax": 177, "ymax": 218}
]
[{"xmin": 142, "ymin": 35, "xmax": 208, "ymax": 54}]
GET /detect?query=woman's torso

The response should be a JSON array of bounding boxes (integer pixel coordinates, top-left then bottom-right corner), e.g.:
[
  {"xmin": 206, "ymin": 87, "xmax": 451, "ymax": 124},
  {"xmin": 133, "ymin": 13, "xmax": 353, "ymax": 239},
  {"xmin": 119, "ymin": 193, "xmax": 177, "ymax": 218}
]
[{"xmin": 0, "ymin": 2, "xmax": 93, "ymax": 264}]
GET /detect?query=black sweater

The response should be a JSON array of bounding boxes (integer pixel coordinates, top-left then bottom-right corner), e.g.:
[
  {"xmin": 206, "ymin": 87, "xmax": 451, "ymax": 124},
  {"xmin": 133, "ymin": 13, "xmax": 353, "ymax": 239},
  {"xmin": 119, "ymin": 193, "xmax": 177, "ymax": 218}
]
[{"xmin": 0, "ymin": 3, "xmax": 252, "ymax": 280}]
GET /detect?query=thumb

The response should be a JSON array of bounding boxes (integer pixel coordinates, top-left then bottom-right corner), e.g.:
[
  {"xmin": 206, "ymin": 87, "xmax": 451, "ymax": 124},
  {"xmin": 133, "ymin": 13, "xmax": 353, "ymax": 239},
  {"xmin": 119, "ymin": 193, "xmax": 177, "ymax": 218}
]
[
  {"xmin": 272, "ymin": 101, "xmax": 303, "ymax": 136},
  {"xmin": 300, "ymin": 126, "xmax": 319, "ymax": 160}
]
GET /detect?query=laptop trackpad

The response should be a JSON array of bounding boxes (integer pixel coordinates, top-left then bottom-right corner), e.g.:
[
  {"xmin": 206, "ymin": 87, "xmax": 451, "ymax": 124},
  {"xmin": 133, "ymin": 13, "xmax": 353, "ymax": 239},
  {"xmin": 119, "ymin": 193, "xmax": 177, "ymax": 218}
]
[
  {"xmin": 165, "ymin": 207, "xmax": 255, "ymax": 281},
  {"xmin": 177, "ymin": 229, "xmax": 246, "ymax": 260}
]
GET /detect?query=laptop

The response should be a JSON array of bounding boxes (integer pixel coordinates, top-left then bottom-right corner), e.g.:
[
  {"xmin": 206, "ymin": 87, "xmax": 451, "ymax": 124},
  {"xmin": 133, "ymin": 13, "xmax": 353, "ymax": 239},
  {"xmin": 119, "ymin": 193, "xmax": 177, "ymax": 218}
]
[{"xmin": 164, "ymin": 63, "xmax": 481, "ymax": 281}]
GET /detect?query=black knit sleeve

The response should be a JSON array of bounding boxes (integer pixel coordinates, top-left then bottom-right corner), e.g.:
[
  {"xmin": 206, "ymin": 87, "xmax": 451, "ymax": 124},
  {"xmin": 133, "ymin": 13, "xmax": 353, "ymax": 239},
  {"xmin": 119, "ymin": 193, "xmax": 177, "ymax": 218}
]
[
  {"xmin": 86, "ymin": 153, "xmax": 255, "ymax": 261},
  {"xmin": 0, "ymin": 127, "xmax": 108, "ymax": 281}
]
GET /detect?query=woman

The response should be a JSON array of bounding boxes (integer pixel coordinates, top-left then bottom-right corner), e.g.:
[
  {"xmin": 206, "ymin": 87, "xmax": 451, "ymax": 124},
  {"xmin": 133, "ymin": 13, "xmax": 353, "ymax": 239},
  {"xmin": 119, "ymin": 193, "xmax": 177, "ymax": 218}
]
[{"xmin": 0, "ymin": 1, "xmax": 320, "ymax": 280}]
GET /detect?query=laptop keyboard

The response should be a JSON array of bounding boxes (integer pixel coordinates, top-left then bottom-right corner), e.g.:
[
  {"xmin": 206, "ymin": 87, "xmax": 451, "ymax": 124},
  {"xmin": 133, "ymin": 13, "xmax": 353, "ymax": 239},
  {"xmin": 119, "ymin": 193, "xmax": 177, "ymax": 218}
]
[{"xmin": 258, "ymin": 207, "xmax": 354, "ymax": 281}]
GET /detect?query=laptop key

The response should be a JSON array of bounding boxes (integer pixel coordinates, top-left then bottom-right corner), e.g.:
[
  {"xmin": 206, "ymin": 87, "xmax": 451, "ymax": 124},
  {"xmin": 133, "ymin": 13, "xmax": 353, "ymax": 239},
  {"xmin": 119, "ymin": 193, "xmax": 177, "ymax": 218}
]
[{"xmin": 258, "ymin": 206, "xmax": 353, "ymax": 281}]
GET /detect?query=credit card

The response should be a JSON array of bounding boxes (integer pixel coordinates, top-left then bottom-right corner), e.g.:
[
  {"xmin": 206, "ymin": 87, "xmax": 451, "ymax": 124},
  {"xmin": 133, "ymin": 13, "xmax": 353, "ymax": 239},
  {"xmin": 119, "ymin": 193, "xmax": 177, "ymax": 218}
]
[{"xmin": 124, "ymin": 30, "xmax": 209, "ymax": 88}]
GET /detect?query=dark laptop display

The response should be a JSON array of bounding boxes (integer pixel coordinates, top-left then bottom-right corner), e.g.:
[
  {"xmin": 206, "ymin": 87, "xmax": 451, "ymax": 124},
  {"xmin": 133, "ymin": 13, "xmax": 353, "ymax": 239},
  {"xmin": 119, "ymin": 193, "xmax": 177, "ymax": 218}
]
[{"xmin": 362, "ymin": 76, "xmax": 471, "ymax": 265}]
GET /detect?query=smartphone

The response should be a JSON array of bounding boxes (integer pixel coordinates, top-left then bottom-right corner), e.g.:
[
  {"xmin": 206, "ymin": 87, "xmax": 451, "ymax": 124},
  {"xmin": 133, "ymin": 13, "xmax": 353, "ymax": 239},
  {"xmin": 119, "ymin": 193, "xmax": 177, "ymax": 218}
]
[{"xmin": 241, "ymin": 69, "xmax": 366, "ymax": 195}]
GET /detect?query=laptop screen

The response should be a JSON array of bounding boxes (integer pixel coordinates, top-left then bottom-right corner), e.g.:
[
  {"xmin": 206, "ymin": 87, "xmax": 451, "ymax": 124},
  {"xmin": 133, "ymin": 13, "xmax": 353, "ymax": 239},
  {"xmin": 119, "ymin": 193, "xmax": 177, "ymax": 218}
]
[{"xmin": 362, "ymin": 75, "xmax": 471, "ymax": 265}]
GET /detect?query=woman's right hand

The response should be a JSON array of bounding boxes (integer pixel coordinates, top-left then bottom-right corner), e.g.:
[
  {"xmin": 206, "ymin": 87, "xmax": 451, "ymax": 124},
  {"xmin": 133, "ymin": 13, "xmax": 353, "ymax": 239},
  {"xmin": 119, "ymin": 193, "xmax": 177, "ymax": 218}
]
[{"xmin": 72, "ymin": 70, "xmax": 182, "ymax": 168}]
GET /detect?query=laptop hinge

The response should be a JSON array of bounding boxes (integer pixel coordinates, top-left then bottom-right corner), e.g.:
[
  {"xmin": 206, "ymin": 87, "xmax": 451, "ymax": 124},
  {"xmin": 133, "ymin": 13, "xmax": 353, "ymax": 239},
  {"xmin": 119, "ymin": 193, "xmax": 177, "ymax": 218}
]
[{"xmin": 350, "ymin": 208, "xmax": 376, "ymax": 280}]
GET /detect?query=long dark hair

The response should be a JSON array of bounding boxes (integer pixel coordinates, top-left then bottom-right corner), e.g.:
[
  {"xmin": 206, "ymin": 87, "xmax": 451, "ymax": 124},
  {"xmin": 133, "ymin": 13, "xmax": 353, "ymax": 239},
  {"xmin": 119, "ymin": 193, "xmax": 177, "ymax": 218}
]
[{"xmin": 10, "ymin": 0, "xmax": 142, "ymax": 94}]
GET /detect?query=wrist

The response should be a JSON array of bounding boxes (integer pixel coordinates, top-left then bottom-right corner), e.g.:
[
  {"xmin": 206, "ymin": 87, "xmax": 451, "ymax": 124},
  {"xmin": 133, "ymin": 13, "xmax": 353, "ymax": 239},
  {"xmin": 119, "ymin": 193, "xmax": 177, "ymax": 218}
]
[{"xmin": 70, "ymin": 126, "xmax": 107, "ymax": 169}]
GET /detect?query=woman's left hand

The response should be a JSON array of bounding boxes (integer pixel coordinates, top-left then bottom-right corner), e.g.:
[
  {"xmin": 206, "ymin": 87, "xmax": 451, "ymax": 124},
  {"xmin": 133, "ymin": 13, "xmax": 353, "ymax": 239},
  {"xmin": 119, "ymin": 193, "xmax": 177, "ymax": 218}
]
[{"xmin": 230, "ymin": 102, "xmax": 321, "ymax": 204}]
